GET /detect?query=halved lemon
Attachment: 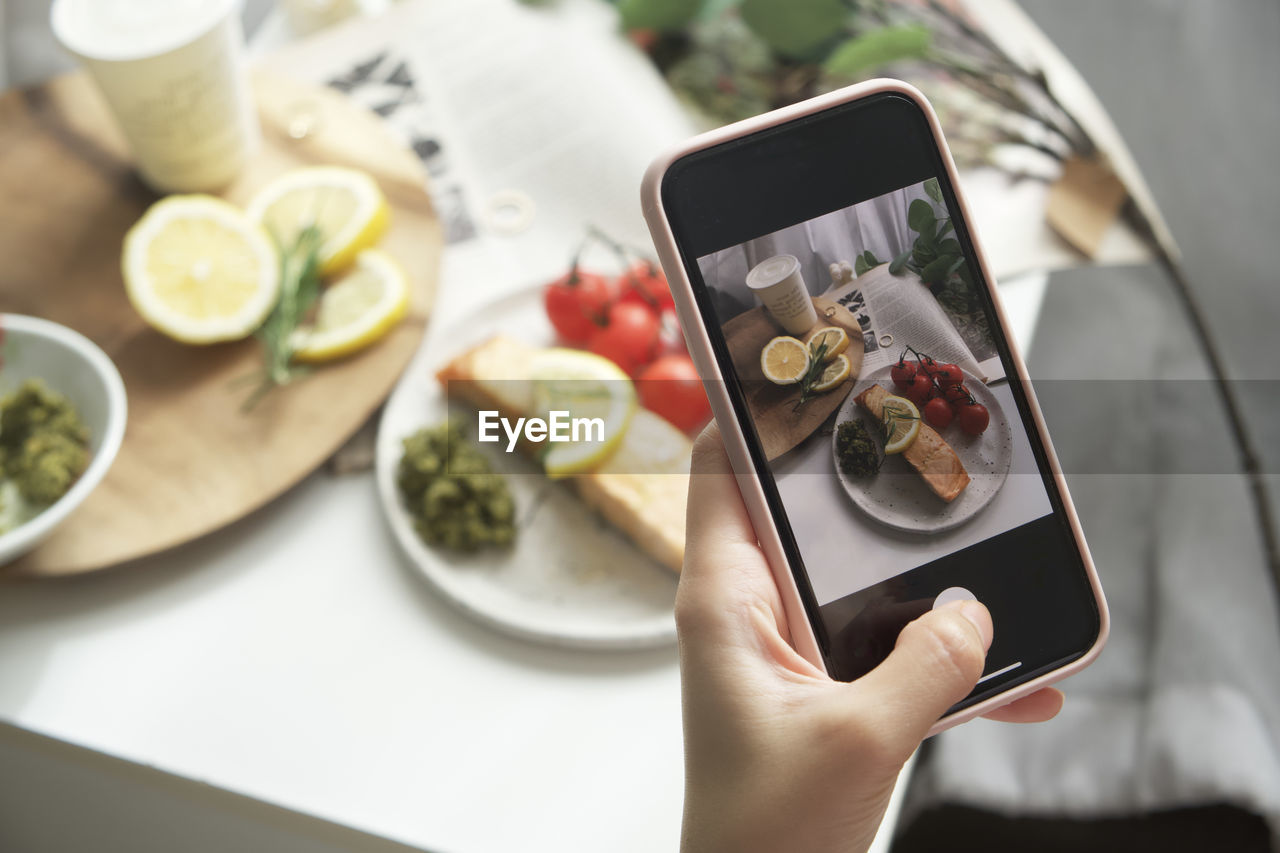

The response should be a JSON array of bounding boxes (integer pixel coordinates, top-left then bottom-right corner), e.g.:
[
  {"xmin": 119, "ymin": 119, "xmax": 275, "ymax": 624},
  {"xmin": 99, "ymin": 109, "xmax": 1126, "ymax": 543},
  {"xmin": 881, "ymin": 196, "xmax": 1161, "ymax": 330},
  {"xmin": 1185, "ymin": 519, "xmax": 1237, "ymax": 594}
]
[
  {"xmin": 807, "ymin": 326, "xmax": 849, "ymax": 362},
  {"xmin": 122, "ymin": 195, "xmax": 280, "ymax": 344},
  {"xmin": 246, "ymin": 166, "xmax": 389, "ymax": 275},
  {"xmin": 289, "ymin": 249, "xmax": 410, "ymax": 363},
  {"xmin": 529, "ymin": 349, "xmax": 637, "ymax": 479},
  {"xmin": 881, "ymin": 394, "xmax": 920, "ymax": 455},
  {"xmin": 811, "ymin": 353, "xmax": 851, "ymax": 392},
  {"xmin": 760, "ymin": 336, "xmax": 810, "ymax": 385}
]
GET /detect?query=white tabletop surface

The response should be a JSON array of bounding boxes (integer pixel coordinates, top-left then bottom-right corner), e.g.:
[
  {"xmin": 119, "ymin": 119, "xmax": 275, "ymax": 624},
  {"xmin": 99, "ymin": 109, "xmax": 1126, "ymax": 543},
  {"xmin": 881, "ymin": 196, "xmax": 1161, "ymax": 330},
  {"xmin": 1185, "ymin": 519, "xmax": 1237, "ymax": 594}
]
[
  {"xmin": 0, "ymin": 268, "xmax": 1044, "ymax": 852},
  {"xmin": 0, "ymin": 5, "xmax": 1054, "ymax": 848}
]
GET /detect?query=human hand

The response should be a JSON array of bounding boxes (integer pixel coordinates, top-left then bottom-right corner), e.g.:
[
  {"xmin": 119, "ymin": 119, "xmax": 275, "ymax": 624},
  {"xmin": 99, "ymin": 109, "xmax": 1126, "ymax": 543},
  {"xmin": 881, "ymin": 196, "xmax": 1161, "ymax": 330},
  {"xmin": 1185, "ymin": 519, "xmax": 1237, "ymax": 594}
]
[{"xmin": 677, "ymin": 424, "xmax": 1063, "ymax": 853}]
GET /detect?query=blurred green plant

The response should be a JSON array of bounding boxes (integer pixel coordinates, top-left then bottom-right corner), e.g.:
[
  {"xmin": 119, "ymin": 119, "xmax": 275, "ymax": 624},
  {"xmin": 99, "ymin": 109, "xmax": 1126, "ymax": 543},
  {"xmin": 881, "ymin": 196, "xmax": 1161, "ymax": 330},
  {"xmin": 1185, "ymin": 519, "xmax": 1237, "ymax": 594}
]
[{"xmin": 516, "ymin": 0, "xmax": 1097, "ymax": 177}]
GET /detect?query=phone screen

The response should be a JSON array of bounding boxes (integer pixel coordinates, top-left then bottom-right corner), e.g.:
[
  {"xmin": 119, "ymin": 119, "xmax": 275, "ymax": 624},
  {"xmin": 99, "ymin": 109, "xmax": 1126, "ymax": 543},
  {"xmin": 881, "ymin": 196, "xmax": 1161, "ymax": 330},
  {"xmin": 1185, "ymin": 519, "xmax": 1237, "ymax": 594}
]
[{"xmin": 660, "ymin": 92, "xmax": 1101, "ymax": 710}]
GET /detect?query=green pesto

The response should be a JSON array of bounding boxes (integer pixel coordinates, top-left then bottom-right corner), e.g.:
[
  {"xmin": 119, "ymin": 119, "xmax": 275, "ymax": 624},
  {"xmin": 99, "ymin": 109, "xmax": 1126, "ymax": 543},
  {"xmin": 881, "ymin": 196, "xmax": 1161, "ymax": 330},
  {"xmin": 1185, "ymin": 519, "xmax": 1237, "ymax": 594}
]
[
  {"xmin": 1, "ymin": 379, "xmax": 90, "ymax": 506},
  {"xmin": 397, "ymin": 422, "xmax": 516, "ymax": 551},
  {"xmin": 835, "ymin": 419, "xmax": 881, "ymax": 478}
]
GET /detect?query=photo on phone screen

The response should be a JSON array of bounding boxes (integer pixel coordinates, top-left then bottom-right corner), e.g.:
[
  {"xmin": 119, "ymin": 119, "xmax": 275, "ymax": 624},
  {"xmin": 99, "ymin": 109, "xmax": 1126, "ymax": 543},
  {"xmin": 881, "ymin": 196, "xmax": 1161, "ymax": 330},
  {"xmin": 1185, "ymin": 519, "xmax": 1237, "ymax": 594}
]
[{"xmin": 687, "ymin": 168, "xmax": 1099, "ymax": 705}]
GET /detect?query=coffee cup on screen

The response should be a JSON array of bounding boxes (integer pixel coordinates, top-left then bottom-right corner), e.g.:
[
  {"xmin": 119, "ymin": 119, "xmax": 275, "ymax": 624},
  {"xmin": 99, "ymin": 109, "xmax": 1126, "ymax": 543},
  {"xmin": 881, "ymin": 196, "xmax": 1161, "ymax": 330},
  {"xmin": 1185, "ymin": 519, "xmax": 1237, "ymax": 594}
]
[
  {"xmin": 51, "ymin": 0, "xmax": 259, "ymax": 193},
  {"xmin": 746, "ymin": 254, "xmax": 817, "ymax": 335}
]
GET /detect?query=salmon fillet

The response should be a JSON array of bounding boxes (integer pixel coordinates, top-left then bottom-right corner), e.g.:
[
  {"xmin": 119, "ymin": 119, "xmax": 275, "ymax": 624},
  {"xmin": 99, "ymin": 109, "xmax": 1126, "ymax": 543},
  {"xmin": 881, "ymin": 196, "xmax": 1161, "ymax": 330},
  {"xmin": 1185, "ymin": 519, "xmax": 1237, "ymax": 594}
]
[
  {"xmin": 855, "ymin": 383, "xmax": 970, "ymax": 502},
  {"xmin": 437, "ymin": 336, "xmax": 688, "ymax": 572}
]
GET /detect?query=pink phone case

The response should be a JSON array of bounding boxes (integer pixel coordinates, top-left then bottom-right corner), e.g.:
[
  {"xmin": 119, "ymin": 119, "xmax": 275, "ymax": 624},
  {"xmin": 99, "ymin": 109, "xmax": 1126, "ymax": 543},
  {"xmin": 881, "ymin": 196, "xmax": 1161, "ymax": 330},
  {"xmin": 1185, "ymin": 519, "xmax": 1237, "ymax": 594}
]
[{"xmin": 641, "ymin": 78, "xmax": 1109, "ymax": 734}]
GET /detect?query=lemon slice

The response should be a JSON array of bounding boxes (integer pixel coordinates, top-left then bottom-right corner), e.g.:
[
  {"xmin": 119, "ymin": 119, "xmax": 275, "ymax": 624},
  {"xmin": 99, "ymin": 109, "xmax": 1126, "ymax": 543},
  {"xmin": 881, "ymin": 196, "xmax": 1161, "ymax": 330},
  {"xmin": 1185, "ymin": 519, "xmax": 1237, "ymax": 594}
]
[
  {"xmin": 122, "ymin": 195, "xmax": 280, "ymax": 344},
  {"xmin": 760, "ymin": 336, "xmax": 810, "ymax": 385},
  {"xmin": 246, "ymin": 166, "xmax": 389, "ymax": 275},
  {"xmin": 289, "ymin": 250, "xmax": 410, "ymax": 363},
  {"xmin": 529, "ymin": 348, "xmax": 637, "ymax": 479},
  {"xmin": 881, "ymin": 394, "xmax": 920, "ymax": 455},
  {"xmin": 807, "ymin": 327, "xmax": 849, "ymax": 362},
  {"xmin": 811, "ymin": 353, "xmax": 851, "ymax": 392}
]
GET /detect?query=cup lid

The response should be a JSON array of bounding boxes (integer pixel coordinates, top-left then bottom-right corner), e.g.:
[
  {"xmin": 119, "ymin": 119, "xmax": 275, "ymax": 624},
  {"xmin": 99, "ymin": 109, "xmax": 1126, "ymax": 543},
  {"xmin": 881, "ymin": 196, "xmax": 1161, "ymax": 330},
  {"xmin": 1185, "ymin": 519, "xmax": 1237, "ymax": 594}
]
[
  {"xmin": 745, "ymin": 254, "xmax": 801, "ymax": 290},
  {"xmin": 51, "ymin": 0, "xmax": 236, "ymax": 62}
]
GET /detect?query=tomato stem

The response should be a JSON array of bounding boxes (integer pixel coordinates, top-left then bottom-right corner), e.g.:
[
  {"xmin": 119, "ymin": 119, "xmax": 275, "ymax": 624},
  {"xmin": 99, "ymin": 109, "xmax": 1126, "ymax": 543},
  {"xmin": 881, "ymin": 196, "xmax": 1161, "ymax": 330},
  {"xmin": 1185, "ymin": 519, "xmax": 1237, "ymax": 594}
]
[{"xmin": 567, "ymin": 232, "xmax": 593, "ymax": 285}]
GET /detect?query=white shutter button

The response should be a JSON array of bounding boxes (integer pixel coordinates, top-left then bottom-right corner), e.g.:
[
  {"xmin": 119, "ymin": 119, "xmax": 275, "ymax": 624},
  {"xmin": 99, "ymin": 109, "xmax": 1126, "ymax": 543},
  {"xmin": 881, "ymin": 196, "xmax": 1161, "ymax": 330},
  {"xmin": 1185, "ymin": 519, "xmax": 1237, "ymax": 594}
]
[{"xmin": 933, "ymin": 586, "xmax": 978, "ymax": 609}]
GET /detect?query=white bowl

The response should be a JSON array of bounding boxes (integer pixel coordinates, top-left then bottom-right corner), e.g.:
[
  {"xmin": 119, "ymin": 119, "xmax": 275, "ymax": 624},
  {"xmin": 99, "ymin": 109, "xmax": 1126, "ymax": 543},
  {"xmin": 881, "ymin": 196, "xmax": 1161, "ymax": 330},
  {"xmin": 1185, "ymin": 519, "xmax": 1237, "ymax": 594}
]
[{"xmin": 0, "ymin": 314, "xmax": 127, "ymax": 567}]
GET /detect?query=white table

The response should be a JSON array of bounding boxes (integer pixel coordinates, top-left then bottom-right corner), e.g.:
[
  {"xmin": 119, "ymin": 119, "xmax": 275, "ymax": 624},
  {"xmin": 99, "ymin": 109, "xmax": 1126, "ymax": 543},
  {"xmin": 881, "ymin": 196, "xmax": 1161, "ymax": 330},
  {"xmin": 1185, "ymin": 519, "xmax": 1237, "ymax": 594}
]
[
  {"xmin": 0, "ymin": 3, "xmax": 1062, "ymax": 848},
  {"xmin": 0, "ymin": 265, "xmax": 1045, "ymax": 852}
]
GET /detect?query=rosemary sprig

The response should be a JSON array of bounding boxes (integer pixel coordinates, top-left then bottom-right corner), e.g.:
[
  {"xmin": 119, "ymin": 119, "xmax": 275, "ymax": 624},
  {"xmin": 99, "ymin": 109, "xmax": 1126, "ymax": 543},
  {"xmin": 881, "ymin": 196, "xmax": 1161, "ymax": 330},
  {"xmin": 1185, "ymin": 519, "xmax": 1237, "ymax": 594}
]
[
  {"xmin": 882, "ymin": 404, "xmax": 920, "ymax": 443},
  {"xmin": 792, "ymin": 340, "xmax": 829, "ymax": 410},
  {"xmin": 242, "ymin": 224, "xmax": 324, "ymax": 410}
]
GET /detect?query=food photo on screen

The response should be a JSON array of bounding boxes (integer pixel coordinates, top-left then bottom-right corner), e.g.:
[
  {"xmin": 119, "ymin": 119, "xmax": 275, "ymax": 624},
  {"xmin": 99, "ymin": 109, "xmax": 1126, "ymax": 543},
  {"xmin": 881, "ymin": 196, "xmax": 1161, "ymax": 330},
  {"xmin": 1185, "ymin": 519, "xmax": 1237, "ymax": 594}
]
[{"xmin": 696, "ymin": 177, "xmax": 1067, "ymax": 680}]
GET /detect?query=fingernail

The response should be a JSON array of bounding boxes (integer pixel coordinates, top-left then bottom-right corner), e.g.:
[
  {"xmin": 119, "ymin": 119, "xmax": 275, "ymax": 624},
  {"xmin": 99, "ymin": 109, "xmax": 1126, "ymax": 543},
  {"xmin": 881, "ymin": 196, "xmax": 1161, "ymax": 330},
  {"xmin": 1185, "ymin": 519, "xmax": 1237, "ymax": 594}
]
[{"xmin": 944, "ymin": 599, "xmax": 993, "ymax": 651}]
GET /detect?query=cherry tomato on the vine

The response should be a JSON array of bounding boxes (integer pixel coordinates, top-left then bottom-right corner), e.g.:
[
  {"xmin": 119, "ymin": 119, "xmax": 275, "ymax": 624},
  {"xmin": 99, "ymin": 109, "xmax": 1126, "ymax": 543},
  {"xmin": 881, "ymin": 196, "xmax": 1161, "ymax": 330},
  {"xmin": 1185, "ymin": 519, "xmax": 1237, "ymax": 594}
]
[
  {"xmin": 943, "ymin": 382, "xmax": 972, "ymax": 405},
  {"xmin": 890, "ymin": 359, "xmax": 917, "ymax": 390},
  {"xmin": 935, "ymin": 363, "xmax": 963, "ymax": 386},
  {"xmin": 904, "ymin": 373, "xmax": 934, "ymax": 405},
  {"xmin": 637, "ymin": 354, "xmax": 711, "ymax": 432},
  {"xmin": 617, "ymin": 262, "xmax": 674, "ymax": 314},
  {"xmin": 587, "ymin": 302, "xmax": 660, "ymax": 375},
  {"xmin": 956, "ymin": 402, "xmax": 990, "ymax": 435},
  {"xmin": 923, "ymin": 397, "xmax": 954, "ymax": 430},
  {"xmin": 544, "ymin": 269, "xmax": 613, "ymax": 343}
]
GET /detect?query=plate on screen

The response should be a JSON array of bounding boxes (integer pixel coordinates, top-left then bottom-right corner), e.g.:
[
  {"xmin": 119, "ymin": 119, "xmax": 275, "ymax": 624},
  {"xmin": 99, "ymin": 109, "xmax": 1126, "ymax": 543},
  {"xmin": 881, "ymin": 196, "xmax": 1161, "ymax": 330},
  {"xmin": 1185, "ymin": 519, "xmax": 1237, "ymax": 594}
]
[{"xmin": 831, "ymin": 365, "xmax": 1013, "ymax": 534}]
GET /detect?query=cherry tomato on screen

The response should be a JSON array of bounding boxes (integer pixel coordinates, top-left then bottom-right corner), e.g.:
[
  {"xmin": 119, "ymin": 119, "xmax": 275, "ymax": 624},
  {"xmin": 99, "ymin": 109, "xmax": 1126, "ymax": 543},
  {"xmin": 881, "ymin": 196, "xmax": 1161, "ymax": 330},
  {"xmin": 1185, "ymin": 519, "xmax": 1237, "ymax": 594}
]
[
  {"xmin": 944, "ymin": 382, "xmax": 971, "ymax": 405},
  {"xmin": 890, "ymin": 358, "xmax": 917, "ymax": 390},
  {"xmin": 904, "ymin": 373, "xmax": 934, "ymax": 405},
  {"xmin": 544, "ymin": 269, "xmax": 613, "ymax": 343},
  {"xmin": 637, "ymin": 354, "xmax": 711, "ymax": 432},
  {"xmin": 588, "ymin": 302, "xmax": 660, "ymax": 375},
  {"xmin": 923, "ymin": 397, "xmax": 954, "ymax": 430},
  {"xmin": 935, "ymin": 363, "xmax": 963, "ymax": 386},
  {"xmin": 956, "ymin": 402, "xmax": 990, "ymax": 435}
]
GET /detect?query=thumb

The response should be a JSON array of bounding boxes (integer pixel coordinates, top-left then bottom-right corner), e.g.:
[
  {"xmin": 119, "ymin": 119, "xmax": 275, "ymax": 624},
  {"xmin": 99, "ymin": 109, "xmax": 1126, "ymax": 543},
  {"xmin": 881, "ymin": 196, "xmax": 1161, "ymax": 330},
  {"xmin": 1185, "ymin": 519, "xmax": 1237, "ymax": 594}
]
[{"xmin": 846, "ymin": 600, "xmax": 993, "ymax": 756}]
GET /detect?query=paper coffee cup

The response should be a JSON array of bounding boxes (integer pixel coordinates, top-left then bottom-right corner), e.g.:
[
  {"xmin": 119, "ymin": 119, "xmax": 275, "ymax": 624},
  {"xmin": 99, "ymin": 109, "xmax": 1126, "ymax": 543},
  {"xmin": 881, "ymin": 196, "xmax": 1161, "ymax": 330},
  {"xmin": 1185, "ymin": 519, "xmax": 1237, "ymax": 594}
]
[
  {"xmin": 51, "ymin": 0, "xmax": 259, "ymax": 193},
  {"xmin": 746, "ymin": 254, "xmax": 817, "ymax": 335}
]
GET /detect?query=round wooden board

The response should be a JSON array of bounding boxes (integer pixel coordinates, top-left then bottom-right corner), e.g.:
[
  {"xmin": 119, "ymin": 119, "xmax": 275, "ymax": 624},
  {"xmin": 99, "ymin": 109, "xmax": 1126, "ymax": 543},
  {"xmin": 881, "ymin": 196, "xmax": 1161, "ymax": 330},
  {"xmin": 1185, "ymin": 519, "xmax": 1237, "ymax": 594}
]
[
  {"xmin": 723, "ymin": 296, "xmax": 865, "ymax": 461},
  {"xmin": 0, "ymin": 71, "xmax": 442, "ymax": 578}
]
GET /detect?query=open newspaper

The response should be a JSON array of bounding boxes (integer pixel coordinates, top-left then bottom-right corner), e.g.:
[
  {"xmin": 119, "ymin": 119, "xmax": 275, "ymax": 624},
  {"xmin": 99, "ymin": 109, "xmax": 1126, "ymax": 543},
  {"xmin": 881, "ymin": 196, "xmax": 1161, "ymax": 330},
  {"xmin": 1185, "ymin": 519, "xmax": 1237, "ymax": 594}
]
[
  {"xmin": 254, "ymin": 0, "xmax": 700, "ymax": 293},
  {"xmin": 824, "ymin": 265, "xmax": 1005, "ymax": 383}
]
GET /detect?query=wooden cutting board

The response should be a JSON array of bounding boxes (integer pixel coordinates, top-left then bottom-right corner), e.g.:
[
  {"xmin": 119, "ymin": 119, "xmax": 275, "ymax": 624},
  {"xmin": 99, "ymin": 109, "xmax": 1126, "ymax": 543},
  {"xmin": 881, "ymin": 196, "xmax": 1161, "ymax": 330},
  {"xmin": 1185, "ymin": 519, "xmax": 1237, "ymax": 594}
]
[
  {"xmin": 723, "ymin": 296, "xmax": 865, "ymax": 461},
  {"xmin": 0, "ymin": 71, "xmax": 442, "ymax": 578}
]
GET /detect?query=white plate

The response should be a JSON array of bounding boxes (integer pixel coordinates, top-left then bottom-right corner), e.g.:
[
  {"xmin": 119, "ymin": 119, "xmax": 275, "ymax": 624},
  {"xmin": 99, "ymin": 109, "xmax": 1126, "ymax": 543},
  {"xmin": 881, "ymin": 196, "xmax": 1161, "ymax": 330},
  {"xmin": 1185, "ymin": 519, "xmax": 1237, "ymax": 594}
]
[
  {"xmin": 831, "ymin": 365, "xmax": 1012, "ymax": 534},
  {"xmin": 375, "ymin": 285, "xmax": 678, "ymax": 650}
]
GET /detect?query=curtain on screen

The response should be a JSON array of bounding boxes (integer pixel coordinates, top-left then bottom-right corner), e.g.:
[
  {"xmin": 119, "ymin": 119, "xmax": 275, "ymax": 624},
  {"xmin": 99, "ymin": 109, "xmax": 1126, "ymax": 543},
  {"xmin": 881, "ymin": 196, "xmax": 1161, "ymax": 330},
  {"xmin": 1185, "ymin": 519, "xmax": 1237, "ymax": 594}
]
[{"xmin": 696, "ymin": 181, "xmax": 937, "ymax": 322}]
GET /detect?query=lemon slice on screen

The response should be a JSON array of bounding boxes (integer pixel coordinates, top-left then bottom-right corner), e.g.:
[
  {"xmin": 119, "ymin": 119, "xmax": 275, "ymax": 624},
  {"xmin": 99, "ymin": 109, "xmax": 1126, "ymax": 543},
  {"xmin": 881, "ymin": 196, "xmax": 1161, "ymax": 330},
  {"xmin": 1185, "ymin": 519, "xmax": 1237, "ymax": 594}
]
[
  {"xmin": 246, "ymin": 166, "xmax": 389, "ymax": 275},
  {"xmin": 806, "ymin": 327, "xmax": 849, "ymax": 362},
  {"xmin": 811, "ymin": 353, "xmax": 851, "ymax": 392},
  {"xmin": 289, "ymin": 250, "xmax": 410, "ymax": 363},
  {"xmin": 529, "ymin": 349, "xmax": 636, "ymax": 479},
  {"xmin": 881, "ymin": 394, "xmax": 920, "ymax": 455},
  {"xmin": 760, "ymin": 336, "xmax": 810, "ymax": 385},
  {"xmin": 122, "ymin": 195, "xmax": 280, "ymax": 344}
]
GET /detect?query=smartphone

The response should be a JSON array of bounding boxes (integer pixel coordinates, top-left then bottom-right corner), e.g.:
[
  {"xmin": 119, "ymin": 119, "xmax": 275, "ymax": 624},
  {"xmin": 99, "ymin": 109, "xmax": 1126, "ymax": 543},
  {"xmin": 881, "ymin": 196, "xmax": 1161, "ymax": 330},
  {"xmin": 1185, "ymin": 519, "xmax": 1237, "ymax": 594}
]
[{"xmin": 642, "ymin": 79, "xmax": 1108, "ymax": 732}]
